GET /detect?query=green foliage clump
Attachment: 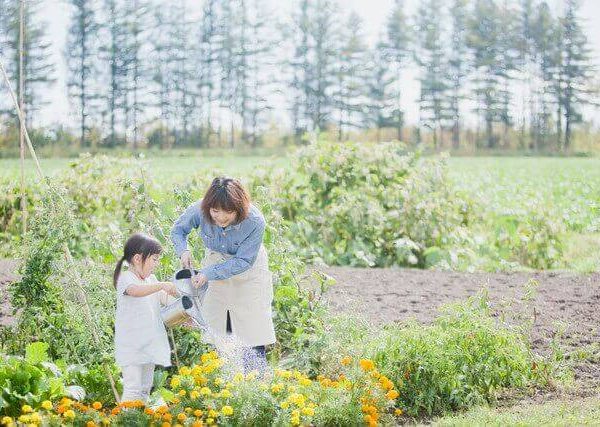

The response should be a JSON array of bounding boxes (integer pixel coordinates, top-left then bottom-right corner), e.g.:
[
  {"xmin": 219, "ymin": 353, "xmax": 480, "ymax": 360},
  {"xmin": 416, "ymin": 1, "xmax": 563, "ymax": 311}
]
[{"xmin": 0, "ymin": 343, "xmax": 67, "ymax": 417}]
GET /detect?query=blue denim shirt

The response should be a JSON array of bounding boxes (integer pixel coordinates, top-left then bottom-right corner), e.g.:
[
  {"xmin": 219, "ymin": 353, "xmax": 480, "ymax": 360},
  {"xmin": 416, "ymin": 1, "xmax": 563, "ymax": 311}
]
[{"xmin": 170, "ymin": 201, "xmax": 266, "ymax": 281}]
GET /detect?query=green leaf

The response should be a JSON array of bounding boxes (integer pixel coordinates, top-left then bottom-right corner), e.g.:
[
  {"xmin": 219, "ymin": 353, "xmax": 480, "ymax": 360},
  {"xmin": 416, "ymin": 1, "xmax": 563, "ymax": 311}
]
[{"xmin": 25, "ymin": 342, "xmax": 49, "ymax": 365}]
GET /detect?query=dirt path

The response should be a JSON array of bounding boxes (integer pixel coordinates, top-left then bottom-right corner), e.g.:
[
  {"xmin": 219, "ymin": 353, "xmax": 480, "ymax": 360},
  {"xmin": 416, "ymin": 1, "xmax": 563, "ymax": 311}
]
[
  {"xmin": 0, "ymin": 259, "xmax": 18, "ymax": 327},
  {"xmin": 316, "ymin": 266, "xmax": 600, "ymax": 389}
]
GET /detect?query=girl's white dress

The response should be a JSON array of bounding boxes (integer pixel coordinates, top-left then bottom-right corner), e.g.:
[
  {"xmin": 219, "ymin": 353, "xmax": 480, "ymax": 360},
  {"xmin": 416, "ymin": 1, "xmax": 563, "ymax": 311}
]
[{"xmin": 115, "ymin": 270, "xmax": 171, "ymax": 367}]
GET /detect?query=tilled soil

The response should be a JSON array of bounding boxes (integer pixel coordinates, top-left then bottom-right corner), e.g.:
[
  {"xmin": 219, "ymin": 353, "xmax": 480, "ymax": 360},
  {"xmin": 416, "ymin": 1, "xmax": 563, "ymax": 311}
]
[{"xmin": 315, "ymin": 266, "xmax": 600, "ymax": 391}]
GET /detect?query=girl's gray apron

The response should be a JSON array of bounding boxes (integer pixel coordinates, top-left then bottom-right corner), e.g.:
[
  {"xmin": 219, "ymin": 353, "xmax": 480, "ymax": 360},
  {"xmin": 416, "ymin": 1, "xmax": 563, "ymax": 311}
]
[{"xmin": 200, "ymin": 245, "xmax": 276, "ymax": 347}]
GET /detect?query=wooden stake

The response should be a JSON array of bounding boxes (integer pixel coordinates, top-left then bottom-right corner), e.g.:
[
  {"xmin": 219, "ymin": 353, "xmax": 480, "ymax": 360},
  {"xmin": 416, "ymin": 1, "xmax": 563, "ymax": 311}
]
[{"xmin": 19, "ymin": 0, "xmax": 27, "ymax": 233}]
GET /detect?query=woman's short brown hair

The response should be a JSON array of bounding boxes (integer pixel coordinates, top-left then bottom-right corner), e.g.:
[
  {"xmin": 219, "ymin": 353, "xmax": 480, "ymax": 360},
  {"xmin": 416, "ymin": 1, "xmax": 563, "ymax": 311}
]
[{"xmin": 201, "ymin": 177, "xmax": 250, "ymax": 224}]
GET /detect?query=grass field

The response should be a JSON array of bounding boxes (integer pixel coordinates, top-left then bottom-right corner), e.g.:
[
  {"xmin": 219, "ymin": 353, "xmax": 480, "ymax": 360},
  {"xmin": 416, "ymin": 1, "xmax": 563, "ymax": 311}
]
[{"xmin": 0, "ymin": 153, "xmax": 288, "ymax": 182}]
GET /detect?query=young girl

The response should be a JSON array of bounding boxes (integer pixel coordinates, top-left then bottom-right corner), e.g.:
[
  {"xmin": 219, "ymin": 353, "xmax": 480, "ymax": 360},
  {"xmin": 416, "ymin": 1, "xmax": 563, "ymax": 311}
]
[{"xmin": 113, "ymin": 233, "xmax": 178, "ymax": 403}]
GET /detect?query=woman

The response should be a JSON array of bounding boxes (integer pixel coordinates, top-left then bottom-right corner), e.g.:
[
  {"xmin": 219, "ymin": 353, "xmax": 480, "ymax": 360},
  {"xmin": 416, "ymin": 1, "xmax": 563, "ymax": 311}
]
[{"xmin": 170, "ymin": 177, "xmax": 276, "ymax": 370}]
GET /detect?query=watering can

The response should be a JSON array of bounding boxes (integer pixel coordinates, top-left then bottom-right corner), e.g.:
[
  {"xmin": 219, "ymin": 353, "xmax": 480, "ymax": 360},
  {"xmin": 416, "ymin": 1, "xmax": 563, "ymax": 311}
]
[{"xmin": 160, "ymin": 268, "xmax": 208, "ymax": 329}]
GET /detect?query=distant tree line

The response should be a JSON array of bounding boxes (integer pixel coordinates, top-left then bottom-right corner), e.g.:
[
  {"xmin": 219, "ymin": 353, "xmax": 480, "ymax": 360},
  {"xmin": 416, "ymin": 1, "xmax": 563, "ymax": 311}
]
[{"xmin": 0, "ymin": 0, "xmax": 597, "ymax": 152}]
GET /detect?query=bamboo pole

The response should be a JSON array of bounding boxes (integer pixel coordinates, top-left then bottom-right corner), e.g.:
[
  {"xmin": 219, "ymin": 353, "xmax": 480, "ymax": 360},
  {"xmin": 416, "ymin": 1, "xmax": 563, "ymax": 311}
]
[
  {"xmin": 63, "ymin": 246, "xmax": 121, "ymax": 403},
  {"xmin": 19, "ymin": 0, "xmax": 27, "ymax": 234}
]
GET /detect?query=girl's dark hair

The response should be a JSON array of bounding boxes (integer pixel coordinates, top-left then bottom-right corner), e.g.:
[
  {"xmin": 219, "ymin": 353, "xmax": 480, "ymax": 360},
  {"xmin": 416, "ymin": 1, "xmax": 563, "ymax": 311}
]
[
  {"xmin": 201, "ymin": 177, "xmax": 250, "ymax": 224},
  {"xmin": 113, "ymin": 232, "xmax": 162, "ymax": 288}
]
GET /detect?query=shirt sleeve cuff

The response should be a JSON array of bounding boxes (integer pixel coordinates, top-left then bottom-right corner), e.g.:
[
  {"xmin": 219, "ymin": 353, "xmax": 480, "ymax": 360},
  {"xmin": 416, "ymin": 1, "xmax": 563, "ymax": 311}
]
[
  {"xmin": 175, "ymin": 246, "xmax": 188, "ymax": 258},
  {"xmin": 200, "ymin": 266, "xmax": 218, "ymax": 281}
]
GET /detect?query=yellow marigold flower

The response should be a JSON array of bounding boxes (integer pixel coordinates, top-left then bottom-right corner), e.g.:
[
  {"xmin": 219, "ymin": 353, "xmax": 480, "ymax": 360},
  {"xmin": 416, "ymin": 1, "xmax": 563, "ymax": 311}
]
[
  {"xmin": 341, "ymin": 356, "xmax": 352, "ymax": 366},
  {"xmin": 170, "ymin": 377, "xmax": 181, "ymax": 388},
  {"xmin": 60, "ymin": 397, "xmax": 73, "ymax": 405},
  {"xmin": 178, "ymin": 390, "xmax": 187, "ymax": 397},
  {"xmin": 290, "ymin": 415, "xmax": 300, "ymax": 426},
  {"xmin": 200, "ymin": 387, "xmax": 212, "ymax": 396},
  {"xmin": 86, "ymin": 421, "xmax": 97, "ymax": 427},
  {"xmin": 162, "ymin": 413, "xmax": 172, "ymax": 421},
  {"xmin": 370, "ymin": 370, "xmax": 381, "ymax": 379},
  {"xmin": 92, "ymin": 401, "xmax": 103, "ymax": 410},
  {"xmin": 177, "ymin": 413, "xmax": 187, "ymax": 422},
  {"xmin": 233, "ymin": 373, "xmax": 244, "ymax": 383},
  {"xmin": 208, "ymin": 409, "xmax": 218, "ymax": 418},
  {"xmin": 101, "ymin": 417, "xmax": 110, "ymax": 425},
  {"xmin": 21, "ymin": 405, "xmax": 33, "ymax": 414},
  {"xmin": 280, "ymin": 401, "xmax": 290, "ymax": 409},
  {"xmin": 299, "ymin": 378, "xmax": 312, "ymax": 386},
  {"xmin": 364, "ymin": 414, "xmax": 373, "ymax": 423},
  {"xmin": 359, "ymin": 359, "xmax": 375, "ymax": 372},
  {"xmin": 221, "ymin": 405, "xmax": 233, "ymax": 416},
  {"xmin": 190, "ymin": 390, "xmax": 200, "ymax": 399},
  {"xmin": 180, "ymin": 367, "xmax": 192, "ymax": 376},
  {"xmin": 64, "ymin": 409, "xmax": 76, "ymax": 419},
  {"xmin": 172, "ymin": 397, "xmax": 181, "ymax": 404},
  {"xmin": 193, "ymin": 409, "xmax": 203, "ymax": 417},
  {"xmin": 395, "ymin": 408, "xmax": 403, "ymax": 416},
  {"xmin": 1, "ymin": 416, "xmax": 14, "ymax": 425},
  {"xmin": 386, "ymin": 390, "xmax": 400, "ymax": 400},
  {"xmin": 41, "ymin": 400, "xmax": 53, "ymax": 410},
  {"xmin": 271, "ymin": 383, "xmax": 283, "ymax": 393},
  {"xmin": 206, "ymin": 418, "xmax": 214, "ymax": 425},
  {"xmin": 214, "ymin": 378, "xmax": 223, "ymax": 386},
  {"xmin": 302, "ymin": 407, "xmax": 315, "ymax": 416},
  {"xmin": 30, "ymin": 412, "xmax": 41, "ymax": 423},
  {"xmin": 221, "ymin": 389, "xmax": 232, "ymax": 398},
  {"xmin": 18, "ymin": 415, "xmax": 29, "ymax": 423}
]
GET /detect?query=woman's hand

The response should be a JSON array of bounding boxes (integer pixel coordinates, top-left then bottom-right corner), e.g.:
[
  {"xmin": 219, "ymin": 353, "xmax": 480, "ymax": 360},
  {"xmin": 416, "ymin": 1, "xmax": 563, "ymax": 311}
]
[
  {"xmin": 160, "ymin": 281, "xmax": 179, "ymax": 297},
  {"xmin": 180, "ymin": 250, "xmax": 193, "ymax": 269},
  {"xmin": 191, "ymin": 272, "xmax": 208, "ymax": 288}
]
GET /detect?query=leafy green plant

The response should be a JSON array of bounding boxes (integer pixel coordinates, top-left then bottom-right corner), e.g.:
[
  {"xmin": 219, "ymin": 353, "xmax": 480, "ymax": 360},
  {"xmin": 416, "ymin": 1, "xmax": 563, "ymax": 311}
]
[{"xmin": 0, "ymin": 343, "xmax": 66, "ymax": 417}]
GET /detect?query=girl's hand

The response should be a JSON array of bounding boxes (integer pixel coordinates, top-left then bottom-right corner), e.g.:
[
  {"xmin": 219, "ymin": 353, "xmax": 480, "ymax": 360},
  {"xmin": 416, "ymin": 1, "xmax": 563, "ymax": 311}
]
[
  {"xmin": 160, "ymin": 282, "xmax": 179, "ymax": 297},
  {"xmin": 191, "ymin": 273, "xmax": 208, "ymax": 288},
  {"xmin": 180, "ymin": 250, "xmax": 193, "ymax": 269}
]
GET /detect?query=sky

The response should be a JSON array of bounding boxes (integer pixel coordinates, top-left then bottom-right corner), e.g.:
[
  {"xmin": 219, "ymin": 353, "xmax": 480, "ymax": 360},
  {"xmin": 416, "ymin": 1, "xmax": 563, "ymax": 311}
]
[{"xmin": 8, "ymin": 0, "xmax": 600, "ymax": 129}]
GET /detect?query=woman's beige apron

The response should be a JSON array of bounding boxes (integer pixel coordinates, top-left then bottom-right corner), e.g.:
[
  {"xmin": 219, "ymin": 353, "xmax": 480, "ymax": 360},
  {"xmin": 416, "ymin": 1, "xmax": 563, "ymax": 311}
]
[{"xmin": 200, "ymin": 245, "xmax": 276, "ymax": 347}]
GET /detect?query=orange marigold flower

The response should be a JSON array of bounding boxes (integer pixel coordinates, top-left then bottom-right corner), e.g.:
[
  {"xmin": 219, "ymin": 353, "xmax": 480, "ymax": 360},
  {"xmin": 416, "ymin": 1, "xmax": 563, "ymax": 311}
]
[
  {"xmin": 92, "ymin": 402, "xmax": 103, "ymax": 410},
  {"xmin": 386, "ymin": 390, "xmax": 400, "ymax": 400},
  {"xmin": 359, "ymin": 359, "xmax": 375, "ymax": 372},
  {"xmin": 341, "ymin": 356, "xmax": 352, "ymax": 366},
  {"xmin": 111, "ymin": 408, "xmax": 121, "ymax": 416},
  {"xmin": 177, "ymin": 413, "xmax": 187, "ymax": 422},
  {"xmin": 395, "ymin": 408, "xmax": 403, "ymax": 416}
]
